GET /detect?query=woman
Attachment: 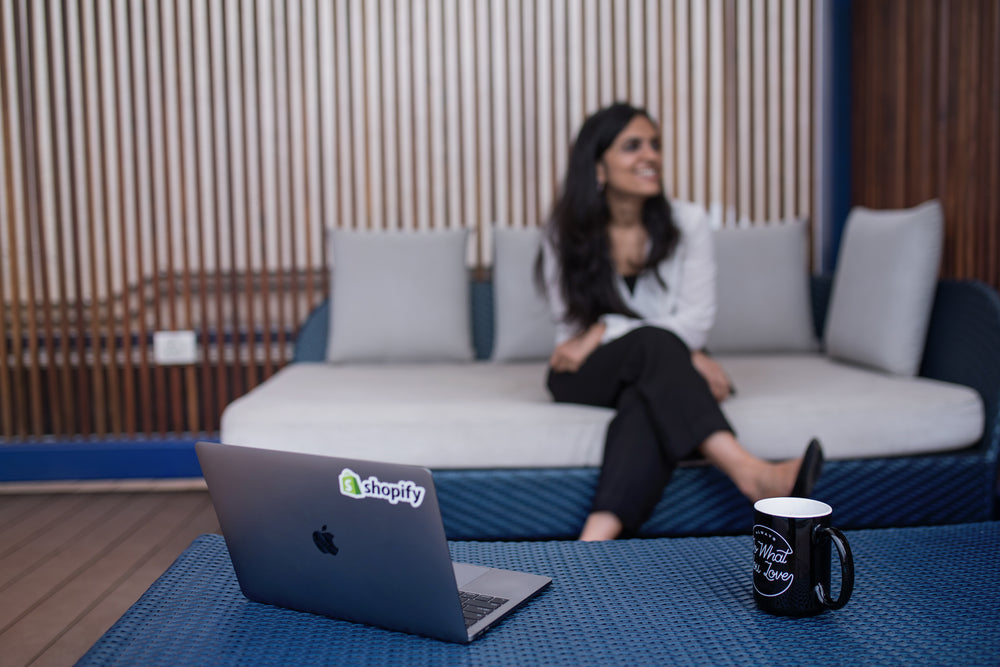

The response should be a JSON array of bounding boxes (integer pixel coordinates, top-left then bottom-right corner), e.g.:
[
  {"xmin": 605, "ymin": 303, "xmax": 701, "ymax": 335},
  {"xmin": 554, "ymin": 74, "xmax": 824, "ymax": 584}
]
[{"xmin": 539, "ymin": 103, "xmax": 822, "ymax": 541}]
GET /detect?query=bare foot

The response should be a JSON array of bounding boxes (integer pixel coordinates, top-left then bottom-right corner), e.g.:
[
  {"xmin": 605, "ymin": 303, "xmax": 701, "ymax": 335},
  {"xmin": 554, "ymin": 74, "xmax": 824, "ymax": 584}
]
[
  {"xmin": 579, "ymin": 511, "xmax": 624, "ymax": 541},
  {"xmin": 746, "ymin": 458, "xmax": 802, "ymax": 503}
]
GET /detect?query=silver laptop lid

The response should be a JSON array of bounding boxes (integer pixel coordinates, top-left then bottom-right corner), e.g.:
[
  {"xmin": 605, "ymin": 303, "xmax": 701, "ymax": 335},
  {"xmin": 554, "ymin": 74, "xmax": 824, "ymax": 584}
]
[{"xmin": 196, "ymin": 441, "xmax": 470, "ymax": 642}]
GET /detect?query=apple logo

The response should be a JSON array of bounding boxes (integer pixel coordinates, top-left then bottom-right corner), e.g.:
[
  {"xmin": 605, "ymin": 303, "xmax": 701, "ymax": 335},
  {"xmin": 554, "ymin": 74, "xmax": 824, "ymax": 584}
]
[{"xmin": 312, "ymin": 525, "xmax": 339, "ymax": 556}]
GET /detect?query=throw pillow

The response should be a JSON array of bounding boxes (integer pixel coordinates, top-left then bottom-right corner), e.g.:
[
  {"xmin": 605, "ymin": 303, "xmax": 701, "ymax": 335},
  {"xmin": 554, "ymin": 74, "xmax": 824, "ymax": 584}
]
[
  {"xmin": 824, "ymin": 199, "xmax": 943, "ymax": 376},
  {"xmin": 326, "ymin": 227, "xmax": 473, "ymax": 362},
  {"xmin": 706, "ymin": 220, "xmax": 818, "ymax": 353},
  {"xmin": 491, "ymin": 225, "xmax": 557, "ymax": 361}
]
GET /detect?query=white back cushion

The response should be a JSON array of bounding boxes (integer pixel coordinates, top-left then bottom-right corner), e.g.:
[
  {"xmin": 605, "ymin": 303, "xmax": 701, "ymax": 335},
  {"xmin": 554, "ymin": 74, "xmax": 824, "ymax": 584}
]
[
  {"xmin": 326, "ymin": 227, "xmax": 473, "ymax": 363},
  {"xmin": 824, "ymin": 200, "xmax": 943, "ymax": 376},
  {"xmin": 491, "ymin": 225, "xmax": 557, "ymax": 361},
  {"xmin": 707, "ymin": 220, "xmax": 818, "ymax": 353}
]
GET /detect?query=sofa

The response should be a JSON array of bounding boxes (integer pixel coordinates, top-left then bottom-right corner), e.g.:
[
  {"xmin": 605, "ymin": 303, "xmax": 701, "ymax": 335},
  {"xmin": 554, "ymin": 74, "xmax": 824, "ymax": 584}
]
[{"xmin": 220, "ymin": 201, "xmax": 1000, "ymax": 539}]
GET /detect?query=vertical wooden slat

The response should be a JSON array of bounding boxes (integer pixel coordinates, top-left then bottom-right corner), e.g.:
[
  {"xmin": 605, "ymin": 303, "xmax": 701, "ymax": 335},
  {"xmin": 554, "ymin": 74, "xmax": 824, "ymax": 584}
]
[
  {"xmin": 379, "ymin": 0, "xmax": 398, "ymax": 230},
  {"xmin": 80, "ymin": 0, "xmax": 110, "ymax": 435},
  {"xmin": 985, "ymin": 0, "xmax": 1000, "ymax": 288},
  {"xmin": 394, "ymin": 0, "xmax": 412, "ymax": 230},
  {"xmin": 411, "ymin": 0, "xmax": 430, "ymax": 230},
  {"xmin": 629, "ymin": 0, "xmax": 645, "ymax": 107},
  {"xmin": 438, "ymin": 2, "xmax": 464, "ymax": 231},
  {"xmin": 723, "ymin": 0, "xmax": 738, "ymax": 226},
  {"xmin": 458, "ymin": 1, "xmax": 477, "ymax": 244},
  {"xmin": 475, "ymin": 0, "xmax": 492, "ymax": 241},
  {"xmin": 959, "ymin": 1, "xmax": 979, "ymax": 279},
  {"xmin": 506, "ymin": 0, "xmax": 523, "ymax": 226},
  {"xmin": 217, "ymin": 0, "xmax": 247, "ymax": 396},
  {"xmin": 140, "ymin": 0, "xmax": 164, "ymax": 432},
  {"xmin": 707, "ymin": 0, "xmax": 723, "ymax": 223},
  {"xmin": 521, "ymin": 0, "xmax": 537, "ymax": 227},
  {"xmin": 536, "ymin": 0, "xmax": 553, "ymax": 230},
  {"xmin": 45, "ymin": 0, "xmax": 76, "ymax": 433},
  {"xmin": 240, "ymin": 3, "xmax": 260, "ymax": 390},
  {"xmin": 644, "ymin": 0, "xmax": 660, "ymax": 133},
  {"xmin": 0, "ymin": 0, "xmax": 23, "ymax": 436},
  {"xmin": 191, "ymin": 0, "xmax": 214, "ymax": 430},
  {"xmin": 130, "ymin": 0, "xmax": 153, "ymax": 435},
  {"xmin": 256, "ymin": 0, "xmax": 276, "ymax": 380},
  {"xmin": 160, "ymin": 0, "xmax": 186, "ymax": 432},
  {"xmin": 110, "ymin": 0, "xmax": 136, "ymax": 435},
  {"xmin": 736, "ymin": 0, "xmax": 750, "ymax": 222},
  {"xmin": 659, "ymin": 0, "xmax": 674, "ymax": 196},
  {"xmin": 63, "ymin": 0, "xmax": 93, "ymax": 436},
  {"xmin": 581, "ymin": 0, "xmax": 597, "ymax": 116},
  {"xmin": 489, "ymin": 0, "xmax": 507, "ymax": 228},
  {"xmin": 16, "ymin": 0, "xmax": 44, "ymax": 436},
  {"xmin": 798, "ymin": 0, "xmax": 810, "ymax": 220},
  {"xmin": 781, "ymin": 0, "xmax": 795, "ymax": 220},
  {"xmin": 360, "ymin": 0, "xmax": 380, "ymax": 230},
  {"xmin": 273, "ymin": 0, "xmax": 291, "ymax": 378},
  {"xmin": 98, "ymin": 0, "xmax": 125, "ymax": 434},
  {"xmin": 689, "ymin": 0, "xmax": 706, "ymax": 209},
  {"xmin": 31, "ymin": 0, "xmax": 63, "ymax": 435},
  {"xmin": 208, "ymin": 0, "xmax": 229, "ymax": 426},
  {"xmin": 302, "ymin": 0, "xmax": 321, "ymax": 304}
]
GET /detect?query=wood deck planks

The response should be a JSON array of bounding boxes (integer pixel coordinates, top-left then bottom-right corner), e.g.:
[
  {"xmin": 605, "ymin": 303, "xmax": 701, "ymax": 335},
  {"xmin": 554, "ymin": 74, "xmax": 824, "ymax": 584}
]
[{"xmin": 0, "ymin": 491, "xmax": 220, "ymax": 667}]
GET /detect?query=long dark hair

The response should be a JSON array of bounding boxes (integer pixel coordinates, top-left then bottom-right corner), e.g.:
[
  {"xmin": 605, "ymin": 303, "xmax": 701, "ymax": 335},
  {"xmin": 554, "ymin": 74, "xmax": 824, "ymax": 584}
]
[{"xmin": 538, "ymin": 102, "xmax": 679, "ymax": 332}]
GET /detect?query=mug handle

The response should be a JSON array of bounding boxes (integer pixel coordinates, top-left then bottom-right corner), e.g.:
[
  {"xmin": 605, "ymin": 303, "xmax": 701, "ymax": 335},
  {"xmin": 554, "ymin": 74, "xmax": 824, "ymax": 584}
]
[{"xmin": 814, "ymin": 525, "xmax": 854, "ymax": 610}]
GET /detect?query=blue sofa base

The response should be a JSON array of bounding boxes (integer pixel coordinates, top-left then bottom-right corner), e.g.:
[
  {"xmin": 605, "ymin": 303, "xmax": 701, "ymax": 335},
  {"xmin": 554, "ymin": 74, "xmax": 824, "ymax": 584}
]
[
  {"xmin": 293, "ymin": 276, "xmax": 1000, "ymax": 540},
  {"xmin": 433, "ymin": 450, "xmax": 996, "ymax": 540}
]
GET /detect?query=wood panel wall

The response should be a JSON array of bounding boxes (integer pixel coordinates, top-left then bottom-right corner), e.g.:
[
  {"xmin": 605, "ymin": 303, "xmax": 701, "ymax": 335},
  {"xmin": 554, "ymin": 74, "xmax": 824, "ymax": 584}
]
[
  {"xmin": 2, "ymin": 0, "xmax": 819, "ymax": 441},
  {"xmin": 851, "ymin": 0, "xmax": 1000, "ymax": 288}
]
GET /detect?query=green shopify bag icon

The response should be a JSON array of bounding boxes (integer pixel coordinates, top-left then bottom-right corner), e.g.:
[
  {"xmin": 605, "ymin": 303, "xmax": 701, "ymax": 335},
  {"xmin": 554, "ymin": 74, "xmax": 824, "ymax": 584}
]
[{"xmin": 339, "ymin": 469, "xmax": 363, "ymax": 498}]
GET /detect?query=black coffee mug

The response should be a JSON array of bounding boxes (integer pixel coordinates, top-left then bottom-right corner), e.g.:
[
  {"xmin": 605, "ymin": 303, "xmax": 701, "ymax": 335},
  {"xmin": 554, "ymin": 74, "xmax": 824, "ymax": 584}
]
[{"xmin": 753, "ymin": 497, "xmax": 854, "ymax": 616}]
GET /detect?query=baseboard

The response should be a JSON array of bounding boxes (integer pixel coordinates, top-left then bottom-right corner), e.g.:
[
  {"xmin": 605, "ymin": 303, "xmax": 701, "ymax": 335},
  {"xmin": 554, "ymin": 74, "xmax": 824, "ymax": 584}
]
[{"xmin": 0, "ymin": 439, "xmax": 213, "ymax": 482}]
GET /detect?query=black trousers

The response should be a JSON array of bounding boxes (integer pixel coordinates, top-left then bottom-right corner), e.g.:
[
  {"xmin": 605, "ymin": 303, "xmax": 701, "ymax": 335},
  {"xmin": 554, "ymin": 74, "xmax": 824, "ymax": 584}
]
[{"xmin": 547, "ymin": 326, "xmax": 733, "ymax": 533}]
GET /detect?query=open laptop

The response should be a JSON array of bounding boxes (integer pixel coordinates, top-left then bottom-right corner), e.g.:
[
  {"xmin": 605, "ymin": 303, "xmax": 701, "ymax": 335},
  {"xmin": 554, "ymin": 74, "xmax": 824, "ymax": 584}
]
[{"xmin": 195, "ymin": 441, "xmax": 551, "ymax": 643}]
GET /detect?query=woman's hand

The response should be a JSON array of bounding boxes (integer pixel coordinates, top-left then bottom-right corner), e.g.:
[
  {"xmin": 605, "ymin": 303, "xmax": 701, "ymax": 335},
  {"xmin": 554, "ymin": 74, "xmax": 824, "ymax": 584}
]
[
  {"xmin": 550, "ymin": 322, "xmax": 606, "ymax": 373},
  {"xmin": 691, "ymin": 350, "xmax": 732, "ymax": 402}
]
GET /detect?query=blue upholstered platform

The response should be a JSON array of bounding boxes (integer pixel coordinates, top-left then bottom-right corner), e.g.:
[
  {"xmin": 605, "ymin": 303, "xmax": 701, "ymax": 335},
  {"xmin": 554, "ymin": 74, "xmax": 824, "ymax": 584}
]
[{"xmin": 78, "ymin": 523, "xmax": 999, "ymax": 665}]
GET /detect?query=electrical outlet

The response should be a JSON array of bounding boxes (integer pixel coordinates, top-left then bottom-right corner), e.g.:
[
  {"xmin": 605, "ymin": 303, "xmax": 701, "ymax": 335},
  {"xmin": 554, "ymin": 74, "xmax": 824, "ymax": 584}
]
[{"xmin": 153, "ymin": 330, "xmax": 198, "ymax": 364}]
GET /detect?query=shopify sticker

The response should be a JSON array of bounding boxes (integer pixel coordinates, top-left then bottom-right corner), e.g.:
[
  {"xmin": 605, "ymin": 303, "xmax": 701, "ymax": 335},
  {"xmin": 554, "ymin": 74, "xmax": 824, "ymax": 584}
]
[{"xmin": 339, "ymin": 468, "xmax": 426, "ymax": 508}]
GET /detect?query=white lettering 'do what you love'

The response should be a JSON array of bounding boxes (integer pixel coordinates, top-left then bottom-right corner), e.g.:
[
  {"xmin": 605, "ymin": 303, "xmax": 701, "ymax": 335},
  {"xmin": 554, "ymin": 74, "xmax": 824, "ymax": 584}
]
[{"xmin": 753, "ymin": 525, "xmax": 794, "ymax": 597}]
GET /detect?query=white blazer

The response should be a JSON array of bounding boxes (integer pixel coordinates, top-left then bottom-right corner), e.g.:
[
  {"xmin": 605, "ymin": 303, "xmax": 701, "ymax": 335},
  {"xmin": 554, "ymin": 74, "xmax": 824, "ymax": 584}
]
[{"xmin": 541, "ymin": 200, "xmax": 717, "ymax": 351}]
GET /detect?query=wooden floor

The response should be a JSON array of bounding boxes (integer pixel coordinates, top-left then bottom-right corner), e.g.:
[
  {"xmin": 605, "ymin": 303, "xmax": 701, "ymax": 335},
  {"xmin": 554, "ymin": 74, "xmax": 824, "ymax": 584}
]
[{"xmin": 0, "ymin": 483, "xmax": 220, "ymax": 667}]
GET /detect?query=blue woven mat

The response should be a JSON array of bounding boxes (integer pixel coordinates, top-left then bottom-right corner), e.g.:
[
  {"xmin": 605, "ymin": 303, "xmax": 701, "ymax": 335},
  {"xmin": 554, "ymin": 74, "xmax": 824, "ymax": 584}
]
[{"xmin": 78, "ymin": 523, "xmax": 1000, "ymax": 666}]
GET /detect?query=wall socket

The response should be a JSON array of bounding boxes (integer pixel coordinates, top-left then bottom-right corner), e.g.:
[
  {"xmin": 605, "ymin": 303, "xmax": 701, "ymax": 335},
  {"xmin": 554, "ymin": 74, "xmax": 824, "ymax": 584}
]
[{"xmin": 153, "ymin": 330, "xmax": 198, "ymax": 365}]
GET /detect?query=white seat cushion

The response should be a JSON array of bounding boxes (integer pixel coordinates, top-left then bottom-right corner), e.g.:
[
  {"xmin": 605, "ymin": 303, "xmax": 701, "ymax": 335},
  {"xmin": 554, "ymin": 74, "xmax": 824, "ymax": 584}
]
[
  {"xmin": 220, "ymin": 358, "xmax": 983, "ymax": 468},
  {"xmin": 718, "ymin": 354, "xmax": 983, "ymax": 459},
  {"xmin": 221, "ymin": 362, "xmax": 610, "ymax": 468}
]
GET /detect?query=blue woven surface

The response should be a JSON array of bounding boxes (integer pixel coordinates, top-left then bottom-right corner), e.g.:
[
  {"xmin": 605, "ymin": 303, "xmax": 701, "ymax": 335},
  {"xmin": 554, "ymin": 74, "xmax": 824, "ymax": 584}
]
[
  {"xmin": 434, "ymin": 451, "xmax": 994, "ymax": 540},
  {"xmin": 77, "ymin": 523, "xmax": 1000, "ymax": 666}
]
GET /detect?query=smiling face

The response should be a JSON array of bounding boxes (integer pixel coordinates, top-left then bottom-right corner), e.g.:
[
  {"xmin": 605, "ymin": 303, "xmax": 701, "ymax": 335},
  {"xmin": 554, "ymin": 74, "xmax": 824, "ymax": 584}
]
[{"xmin": 595, "ymin": 115, "xmax": 663, "ymax": 202}]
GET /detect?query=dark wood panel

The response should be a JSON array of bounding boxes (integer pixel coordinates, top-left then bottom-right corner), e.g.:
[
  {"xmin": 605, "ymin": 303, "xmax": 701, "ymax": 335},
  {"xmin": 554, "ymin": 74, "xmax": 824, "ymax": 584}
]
[{"xmin": 852, "ymin": 0, "xmax": 1000, "ymax": 289}]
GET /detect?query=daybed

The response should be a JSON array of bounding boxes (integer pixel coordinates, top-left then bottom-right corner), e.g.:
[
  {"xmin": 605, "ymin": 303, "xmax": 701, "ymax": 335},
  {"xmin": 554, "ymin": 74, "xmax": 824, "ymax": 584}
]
[{"xmin": 220, "ymin": 202, "xmax": 1000, "ymax": 539}]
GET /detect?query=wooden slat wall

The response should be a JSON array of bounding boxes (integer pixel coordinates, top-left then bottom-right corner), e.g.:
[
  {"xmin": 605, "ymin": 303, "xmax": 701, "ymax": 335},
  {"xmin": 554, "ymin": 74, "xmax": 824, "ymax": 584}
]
[
  {"xmin": 851, "ymin": 0, "xmax": 1000, "ymax": 288},
  {"xmin": 1, "ymin": 0, "xmax": 818, "ymax": 440}
]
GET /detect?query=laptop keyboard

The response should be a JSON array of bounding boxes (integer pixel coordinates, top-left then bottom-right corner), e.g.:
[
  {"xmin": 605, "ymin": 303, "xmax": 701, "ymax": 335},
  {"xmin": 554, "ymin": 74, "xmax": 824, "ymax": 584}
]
[{"xmin": 459, "ymin": 591, "xmax": 509, "ymax": 628}]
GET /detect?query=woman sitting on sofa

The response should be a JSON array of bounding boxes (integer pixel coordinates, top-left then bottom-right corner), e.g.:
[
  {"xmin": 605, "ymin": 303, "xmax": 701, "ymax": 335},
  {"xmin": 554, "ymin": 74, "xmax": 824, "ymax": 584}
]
[{"xmin": 539, "ymin": 102, "xmax": 822, "ymax": 541}]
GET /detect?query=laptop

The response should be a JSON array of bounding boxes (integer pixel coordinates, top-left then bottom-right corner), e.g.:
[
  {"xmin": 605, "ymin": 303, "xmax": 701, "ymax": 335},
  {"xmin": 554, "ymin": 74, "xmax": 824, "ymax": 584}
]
[{"xmin": 195, "ymin": 441, "xmax": 551, "ymax": 643}]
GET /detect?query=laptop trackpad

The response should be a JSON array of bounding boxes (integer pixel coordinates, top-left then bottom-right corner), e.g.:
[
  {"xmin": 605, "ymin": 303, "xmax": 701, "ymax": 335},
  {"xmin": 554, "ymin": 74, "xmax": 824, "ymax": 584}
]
[{"xmin": 453, "ymin": 562, "xmax": 491, "ymax": 588}]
